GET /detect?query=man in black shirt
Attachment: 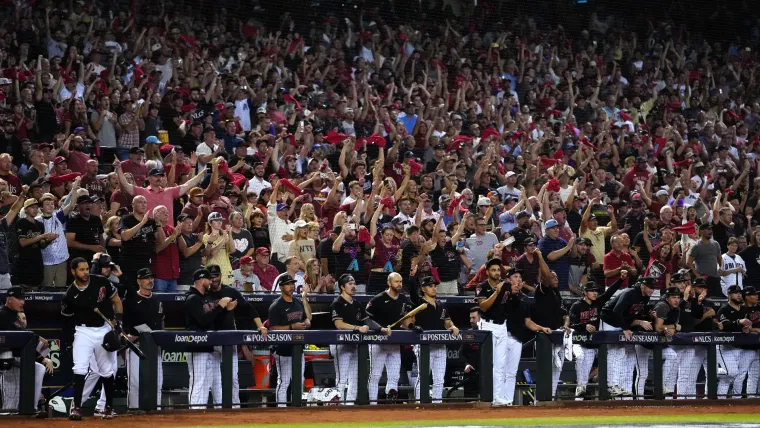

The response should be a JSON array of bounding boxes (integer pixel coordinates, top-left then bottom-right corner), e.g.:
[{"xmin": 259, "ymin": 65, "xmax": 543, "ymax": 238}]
[
  {"xmin": 600, "ymin": 276, "xmax": 655, "ymax": 397},
  {"xmin": 365, "ymin": 272, "xmax": 410, "ymax": 404},
  {"xmin": 733, "ymin": 286, "xmax": 759, "ymax": 399},
  {"xmin": 268, "ymin": 274, "xmax": 312, "ymax": 407},
  {"xmin": 206, "ymin": 264, "xmax": 267, "ymax": 408},
  {"xmin": 716, "ymin": 285, "xmax": 750, "ymax": 398},
  {"xmin": 65, "ymin": 195, "xmax": 105, "ymax": 265},
  {"xmin": 674, "ymin": 276, "xmax": 714, "ymax": 399},
  {"xmin": 634, "ymin": 287, "xmax": 681, "ymax": 398},
  {"xmin": 569, "ymin": 275, "xmax": 624, "ymax": 399},
  {"xmin": 475, "ymin": 258, "xmax": 510, "ymax": 405},
  {"xmin": 60, "ymin": 258, "xmax": 123, "ymax": 420},
  {"xmin": 330, "ymin": 274, "xmax": 370, "ymax": 404},
  {"xmin": 413, "ymin": 276, "xmax": 459, "ymax": 403},
  {"xmin": 122, "ymin": 268, "xmax": 164, "ymax": 410},
  {"xmin": 532, "ymin": 271, "xmax": 570, "ymax": 397},
  {"xmin": 0, "ymin": 287, "xmax": 53, "ymax": 414},
  {"xmin": 184, "ymin": 268, "xmax": 233, "ymax": 409},
  {"xmin": 118, "ymin": 195, "xmax": 159, "ymax": 296},
  {"xmin": 318, "ymin": 226, "xmax": 341, "ymax": 277},
  {"xmin": 507, "ymin": 211, "xmax": 535, "ymax": 254}
]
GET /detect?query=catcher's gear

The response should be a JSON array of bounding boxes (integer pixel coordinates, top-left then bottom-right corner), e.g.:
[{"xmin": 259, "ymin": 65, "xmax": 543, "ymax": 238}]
[{"xmin": 102, "ymin": 330, "xmax": 122, "ymax": 352}]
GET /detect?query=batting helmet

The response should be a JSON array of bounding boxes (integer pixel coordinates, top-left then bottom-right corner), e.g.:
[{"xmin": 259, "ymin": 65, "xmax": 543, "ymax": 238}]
[{"xmin": 102, "ymin": 330, "xmax": 122, "ymax": 352}]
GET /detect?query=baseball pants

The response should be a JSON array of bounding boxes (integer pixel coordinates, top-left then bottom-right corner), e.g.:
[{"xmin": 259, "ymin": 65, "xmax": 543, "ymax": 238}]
[
  {"xmin": 187, "ymin": 351, "xmax": 219, "ymax": 409},
  {"xmin": 368, "ymin": 344, "xmax": 401, "ymax": 404},
  {"xmin": 733, "ymin": 349, "xmax": 760, "ymax": 398},
  {"xmin": 330, "ymin": 344, "xmax": 358, "ymax": 404},
  {"xmin": 478, "ymin": 320, "xmax": 521, "ymax": 404},
  {"xmin": 413, "ymin": 344, "xmax": 447, "ymax": 402},
  {"xmin": 573, "ymin": 345, "xmax": 596, "ymax": 388},
  {"xmin": 127, "ymin": 346, "xmax": 163, "ymax": 409},
  {"xmin": 0, "ymin": 362, "xmax": 46, "ymax": 410},
  {"xmin": 549, "ymin": 342, "xmax": 564, "ymax": 398},
  {"xmin": 274, "ymin": 352, "xmax": 305, "ymax": 407},
  {"xmin": 676, "ymin": 346, "xmax": 707, "ymax": 399},
  {"xmin": 209, "ymin": 347, "xmax": 240, "ymax": 408},
  {"xmin": 634, "ymin": 345, "xmax": 678, "ymax": 397},
  {"xmin": 717, "ymin": 345, "xmax": 741, "ymax": 398},
  {"xmin": 82, "ymin": 350, "xmax": 119, "ymax": 411},
  {"xmin": 600, "ymin": 321, "xmax": 635, "ymax": 394}
]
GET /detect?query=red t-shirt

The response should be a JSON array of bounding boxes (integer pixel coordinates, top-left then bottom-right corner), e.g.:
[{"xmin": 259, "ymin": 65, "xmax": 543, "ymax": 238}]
[
  {"xmin": 0, "ymin": 172, "xmax": 22, "ymax": 195},
  {"xmin": 622, "ymin": 167, "xmax": 651, "ymax": 190},
  {"xmin": 66, "ymin": 150, "xmax": 90, "ymax": 175},
  {"xmin": 152, "ymin": 225, "xmax": 179, "ymax": 280},
  {"xmin": 603, "ymin": 250, "xmax": 634, "ymax": 287},
  {"xmin": 252, "ymin": 263, "xmax": 280, "ymax": 291},
  {"xmin": 371, "ymin": 237, "xmax": 400, "ymax": 270}
]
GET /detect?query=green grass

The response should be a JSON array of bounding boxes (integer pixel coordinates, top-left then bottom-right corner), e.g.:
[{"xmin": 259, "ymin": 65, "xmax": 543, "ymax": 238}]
[{"xmin": 175, "ymin": 413, "xmax": 760, "ymax": 428}]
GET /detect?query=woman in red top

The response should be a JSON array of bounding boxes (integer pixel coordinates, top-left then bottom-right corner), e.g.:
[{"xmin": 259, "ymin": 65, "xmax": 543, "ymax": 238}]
[
  {"xmin": 644, "ymin": 240, "xmax": 673, "ymax": 291},
  {"xmin": 12, "ymin": 103, "xmax": 32, "ymax": 140},
  {"xmin": 366, "ymin": 203, "xmax": 400, "ymax": 294}
]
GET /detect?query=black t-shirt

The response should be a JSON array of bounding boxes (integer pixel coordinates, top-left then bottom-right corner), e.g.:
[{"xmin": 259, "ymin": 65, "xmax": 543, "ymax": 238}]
[
  {"xmin": 476, "ymin": 280, "xmax": 510, "ymax": 324},
  {"xmin": 118, "ymin": 214, "xmax": 158, "ymax": 270},
  {"xmin": 601, "ymin": 286, "xmax": 650, "ymax": 330},
  {"xmin": 567, "ymin": 210, "xmax": 582, "ymax": 234},
  {"xmin": 66, "ymin": 214, "xmax": 104, "ymax": 262},
  {"xmin": 365, "ymin": 291, "xmax": 412, "ymax": 330},
  {"xmin": 334, "ymin": 238, "xmax": 366, "ymax": 283},
  {"xmin": 0, "ymin": 306, "xmax": 25, "ymax": 330},
  {"xmin": 654, "ymin": 301, "xmax": 680, "ymax": 326},
  {"xmin": 61, "ymin": 275, "xmax": 117, "ymax": 327},
  {"xmin": 397, "ymin": 240, "xmax": 418, "ymax": 279},
  {"xmin": 208, "ymin": 286, "xmax": 260, "ymax": 330},
  {"xmin": 532, "ymin": 284, "xmax": 566, "ymax": 330},
  {"xmin": 429, "ymin": 242, "xmax": 461, "ymax": 282},
  {"xmin": 268, "ymin": 296, "xmax": 306, "ymax": 356},
  {"xmin": 414, "ymin": 299, "xmax": 449, "ymax": 330},
  {"xmin": 507, "ymin": 226, "xmax": 535, "ymax": 254},
  {"xmin": 739, "ymin": 246, "xmax": 760, "ymax": 281},
  {"xmin": 506, "ymin": 292, "xmax": 533, "ymax": 343},
  {"xmin": 122, "ymin": 291, "xmax": 164, "ymax": 336},
  {"xmin": 249, "ymin": 226, "xmax": 270, "ymax": 249},
  {"xmin": 330, "ymin": 295, "xmax": 367, "ymax": 327},
  {"xmin": 318, "ymin": 237, "xmax": 336, "ymax": 276},
  {"xmin": 184, "ymin": 287, "xmax": 224, "ymax": 333},
  {"xmin": 712, "ymin": 221, "xmax": 735, "ymax": 253},
  {"xmin": 230, "ymin": 229, "xmax": 254, "ymax": 261},
  {"xmin": 717, "ymin": 303, "xmax": 744, "ymax": 332},
  {"xmin": 633, "ymin": 230, "xmax": 659, "ymax": 268},
  {"xmin": 179, "ymin": 233, "xmax": 203, "ymax": 285},
  {"xmin": 180, "ymin": 133, "xmax": 202, "ymax": 156},
  {"xmin": 16, "ymin": 218, "xmax": 44, "ymax": 265},
  {"xmin": 35, "ymin": 101, "xmax": 59, "ymax": 138}
]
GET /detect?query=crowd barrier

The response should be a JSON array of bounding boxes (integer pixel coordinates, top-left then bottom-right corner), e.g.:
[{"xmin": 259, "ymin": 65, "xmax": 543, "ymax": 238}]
[{"xmin": 0, "ymin": 331, "xmax": 41, "ymax": 414}]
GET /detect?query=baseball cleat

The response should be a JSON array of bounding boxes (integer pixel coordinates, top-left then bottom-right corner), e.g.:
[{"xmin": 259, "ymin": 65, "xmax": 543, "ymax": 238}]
[
  {"xmin": 97, "ymin": 407, "xmax": 116, "ymax": 419},
  {"xmin": 386, "ymin": 389, "xmax": 398, "ymax": 403},
  {"xmin": 607, "ymin": 385, "xmax": 625, "ymax": 397},
  {"xmin": 69, "ymin": 407, "xmax": 82, "ymax": 421},
  {"xmin": 491, "ymin": 398, "xmax": 510, "ymax": 407},
  {"xmin": 575, "ymin": 385, "xmax": 586, "ymax": 400}
]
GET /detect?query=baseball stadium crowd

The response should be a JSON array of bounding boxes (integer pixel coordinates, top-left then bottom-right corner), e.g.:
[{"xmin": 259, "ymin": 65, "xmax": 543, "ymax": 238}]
[{"xmin": 1, "ymin": 0, "xmax": 760, "ymax": 417}]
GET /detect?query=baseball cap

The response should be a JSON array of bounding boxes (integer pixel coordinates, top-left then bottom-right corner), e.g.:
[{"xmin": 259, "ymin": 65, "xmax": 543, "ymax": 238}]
[
  {"xmin": 207, "ymin": 212, "xmax": 224, "ymax": 222},
  {"xmin": 207, "ymin": 265, "xmax": 222, "ymax": 278},
  {"xmin": 588, "ymin": 214, "xmax": 597, "ymax": 221},
  {"xmin": 434, "ymin": 143, "xmax": 446, "ymax": 150},
  {"xmin": 582, "ymin": 281, "xmax": 602, "ymax": 292},
  {"xmin": 240, "ymin": 256, "xmax": 254, "ymax": 265},
  {"xmin": 136, "ymin": 268, "xmax": 155, "ymax": 279},
  {"xmin": 54, "ymin": 156, "xmax": 67, "ymax": 165},
  {"xmin": 505, "ymin": 171, "xmax": 517, "ymax": 178},
  {"xmin": 544, "ymin": 219, "xmax": 559, "ymax": 229},
  {"xmin": 524, "ymin": 238, "xmax": 537, "ymax": 247},
  {"xmin": 193, "ymin": 268, "xmax": 212, "ymax": 281},
  {"xmin": 332, "ymin": 226, "xmax": 343, "ymax": 235},
  {"xmin": 692, "ymin": 277, "xmax": 707, "ymax": 288},
  {"xmin": 255, "ymin": 247, "xmax": 270, "ymax": 256},
  {"xmin": 338, "ymin": 274, "xmax": 355, "ymax": 287},
  {"xmin": 23, "ymin": 198, "xmax": 39, "ymax": 209},
  {"xmin": 294, "ymin": 219, "xmax": 308, "ymax": 229},
  {"xmin": 276, "ymin": 202, "xmax": 289, "ymax": 212},
  {"xmin": 485, "ymin": 258, "xmax": 502, "ymax": 269},
  {"xmin": 275, "ymin": 273, "xmax": 296, "ymax": 288},
  {"xmin": 145, "ymin": 136, "xmax": 160, "ymax": 144},
  {"xmin": 575, "ymin": 237, "xmax": 592, "ymax": 246},
  {"xmin": 637, "ymin": 277, "xmax": 657, "ymax": 288},
  {"xmin": 148, "ymin": 168, "xmax": 163, "ymax": 177},
  {"xmin": 420, "ymin": 276, "xmax": 438, "ymax": 288},
  {"xmin": 188, "ymin": 187, "xmax": 205, "ymax": 198},
  {"xmin": 477, "ymin": 197, "xmax": 491, "ymax": 207},
  {"xmin": 504, "ymin": 267, "xmax": 522, "ymax": 278},
  {"xmin": 96, "ymin": 254, "xmax": 116, "ymax": 268},
  {"xmin": 664, "ymin": 286, "xmax": 681, "ymax": 297},
  {"xmin": 129, "ymin": 147, "xmax": 144, "ymax": 154},
  {"xmin": 670, "ymin": 272, "xmax": 687, "ymax": 283},
  {"xmin": 403, "ymin": 151, "xmax": 416, "ymax": 159},
  {"xmin": 76, "ymin": 195, "xmax": 94, "ymax": 204},
  {"xmin": 726, "ymin": 285, "xmax": 742, "ymax": 295},
  {"xmin": 516, "ymin": 211, "xmax": 530, "ymax": 220},
  {"xmin": 655, "ymin": 189, "xmax": 669, "ymax": 198},
  {"xmin": 6, "ymin": 286, "xmax": 24, "ymax": 299},
  {"xmin": 177, "ymin": 213, "xmax": 191, "ymax": 223},
  {"xmin": 742, "ymin": 286, "xmax": 758, "ymax": 297}
]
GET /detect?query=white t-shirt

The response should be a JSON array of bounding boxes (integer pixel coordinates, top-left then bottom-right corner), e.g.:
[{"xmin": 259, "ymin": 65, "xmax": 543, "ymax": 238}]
[
  {"xmin": 59, "ymin": 83, "xmax": 85, "ymax": 102},
  {"xmin": 195, "ymin": 142, "xmax": 220, "ymax": 170},
  {"xmin": 235, "ymin": 99, "xmax": 252, "ymax": 132},
  {"xmin": 231, "ymin": 270, "xmax": 262, "ymax": 291}
]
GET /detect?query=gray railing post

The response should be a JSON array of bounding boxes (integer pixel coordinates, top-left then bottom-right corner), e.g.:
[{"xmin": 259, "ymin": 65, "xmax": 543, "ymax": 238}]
[
  {"xmin": 221, "ymin": 345, "xmax": 234, "ymax": 408},
  {"xmin": 138, "ymin": 332, "xmax": 159, "ymax": 411},
  {"xmin": 357, "ymin": 344, "xmax": 369, "ymax": 405},
  {"xmin": 18, "ymin": 337, "xmax": 36, "ymax": 415},
  {"xmin": 419, "ymin": 344, "xmax": 431, "ymax": 403},
  {"xmin": 652, "ymin": 345, "xmax": 664, "ymax": 400},
  {"xmin": 535, "ymin": 333, "xmax": 554, "ymax": 402},
  {"xmin": 292, "ymin": 345, "xmax": 303, "ymax": 407},
  {"xmin": 479, "ymin": 332, "xmax": 493, "ymax": 403},
  {"xmin": 598, "ymin": 344, "xmax": 609, "ymax": 400},
  {"xmin": 706, "ymin": 344, "xmax": 718, "ymax": 399}
]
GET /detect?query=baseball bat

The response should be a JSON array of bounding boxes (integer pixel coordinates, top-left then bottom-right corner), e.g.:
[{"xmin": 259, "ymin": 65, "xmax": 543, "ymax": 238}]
[
  {"xmin": 93, "ymin": 308, "xmax": 147, "ymax": 360},
  {"xmin": 388, "ymin": 303, "xmax": 427, "ymax": 329}
]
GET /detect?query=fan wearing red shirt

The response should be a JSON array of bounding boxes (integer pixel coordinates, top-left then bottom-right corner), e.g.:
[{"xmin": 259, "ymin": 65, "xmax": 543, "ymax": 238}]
[
  {"xmin": 251, "ymin": 247, "xmax": 279, "ymax": 291},
  {"xmin": 621, "ymin": 157, "xmax": 651, "ymax": 193},
  {"xmin": 603, "ymin": 235, "xmax": 637, "ymax": 287}
]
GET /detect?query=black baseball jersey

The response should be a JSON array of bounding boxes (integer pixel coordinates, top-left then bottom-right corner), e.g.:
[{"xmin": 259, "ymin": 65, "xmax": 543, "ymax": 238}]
[
  {"xmin": 414, "ymin": 299, "xmax": 449, "ymax": 331},
  {"xmin": 61, "ymin": 275, "xmax": 118, "ymax": 327},
  {"xmin": 0, "ymin": 306, "xmax": 25, "ymax": 331},
  {"xmin": 505, "ymin": 291, "xmax": 533, "ymax": 343},
  {"xmin": 717, "ymin": 303, "xmax": 745, "ymax": 332},
  {"xmin": 208, "ymin": 286, "xmax": 261, "ymax": 330},
  {"xmin": 694, "ymin": 298, "xmax": 716, "ymax": 332},
  {"xmin": 569, "ymin": 278, "xmax": 622, "ymax": 333},
  {"xmin": 330, "ymin": 295, "xmax": 367, "ymax": 326},
  {"xmin": 268, "ymin": 296, "xmax": 306, "ymax": 356},
  {"xmin": 122, "ymin": 291, "xmax": 164, "ymax": 336},
  {"xmin": 365, "ymin": 291, "xmax": 413, "ymax": 330},
  {"xmin": 741, "ymin": 305, "xmax": 760, "ymax": 349},
  {"xmin": 532, "ymin": 284, "xmax": 567, "ymax": 330},
  {"xmin": 600, "ymin": 286, "xmax": 650, "ymax": 330},
  {"xmin": 678, "ymin": 294, "xmax": 710, "ymax": 333},
  {"xmin": 475, "ymin": 280, "xmax": 510, "ymax": 324},
  {"xmin": 184, "ymin": 287, "xmax": 225, "ymax": 331},
  {"xmin": 654, "ymin": 301, "xmax": 680, "ymax": 326}
]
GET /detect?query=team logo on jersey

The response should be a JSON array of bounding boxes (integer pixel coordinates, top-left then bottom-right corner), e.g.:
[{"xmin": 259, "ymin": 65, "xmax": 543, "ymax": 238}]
[{"xmin": 97, "ymin": 287, "xmax": 106, "ymax": 302}]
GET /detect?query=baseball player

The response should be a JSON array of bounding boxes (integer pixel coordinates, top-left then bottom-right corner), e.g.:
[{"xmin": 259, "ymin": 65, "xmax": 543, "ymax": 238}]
[
  {"xmin": 531, "ymin": 270, "xmax": 570, "ymax": 398},
  {"xmin": 413, "ymin": 276, "xmax": 459, "ymax": 403},
  {"xmin": 736, "ymin": 287, "xmax": 760, "ymax": 398},
  {"xmin": 184, "ymin": 268, "xmax": 234, "ymax": 409},
  {"xmin": 634, "ymin": 286, "xmax": 680, "ymax": 398},
  {"xmin": 122, "ymin": 268, "xmax": 164, "ymax": 410},
  {"xmin": 207, "ymin": 264, "xmax": 267, "ymax": 408},
  {"xmin": 330, "ymin": 274, "xmax": 370, "ymax": 405},
  {"xmin": 0, "ymin": 287, "xmax": 53, "ymax": 415},
  {"xmin": 716, "ymin": 284, "xmax": 749, "ymax": 398},
  {"xmin": 365, "ymin": 272, "xmax": 411, "ymax": 405},
  {"xmin": 672, "ymin": 274, "xmax": 714, "ymax": 399},
  {"xmin": 268, "ymin": 273, "xmax": 312, "ymax": 407},
  {"xmin": 568, "ymin": 272, "xmax": 625, "ymax": 400},
  {"xmin": 600, "ymin": 276, "xmax": 656, "ymax": 398},
  {"xmin": 60, "ymin": 257, "xmax": 123, "ymax": 420}
]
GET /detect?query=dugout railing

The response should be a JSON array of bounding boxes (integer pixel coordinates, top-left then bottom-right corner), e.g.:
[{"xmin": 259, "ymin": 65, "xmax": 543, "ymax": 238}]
[
  {"xmin": 136, "ymin": 330, "xmax": 494, "ymax": 410},
  {"xmin": 535, "ymin": 331, "xmax": 760, "ymax": 401},
  {"xmin": 0, "ymin": 331, "xmax": 42, "ymax": 414}
]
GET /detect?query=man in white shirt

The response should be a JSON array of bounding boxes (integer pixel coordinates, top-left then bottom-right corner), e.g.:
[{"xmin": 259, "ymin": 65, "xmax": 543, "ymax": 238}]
[
  {"xmin": 247, "ymin": 162, "xmax": 271, "ymax": 198},
  {"xmin": 232, "ymin": 256, "xmax": 262, "ymax": 291},
  {"xmin": 195, "ymin": 127, "xmax": 224, "ymax": 171},
  {"xmin": 497, "ymin": 172, "xmax": 521, "ymax": 201},
  {"xmin": 267, "ymin": 199, "xmax": 294, "ymax": 265}
]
